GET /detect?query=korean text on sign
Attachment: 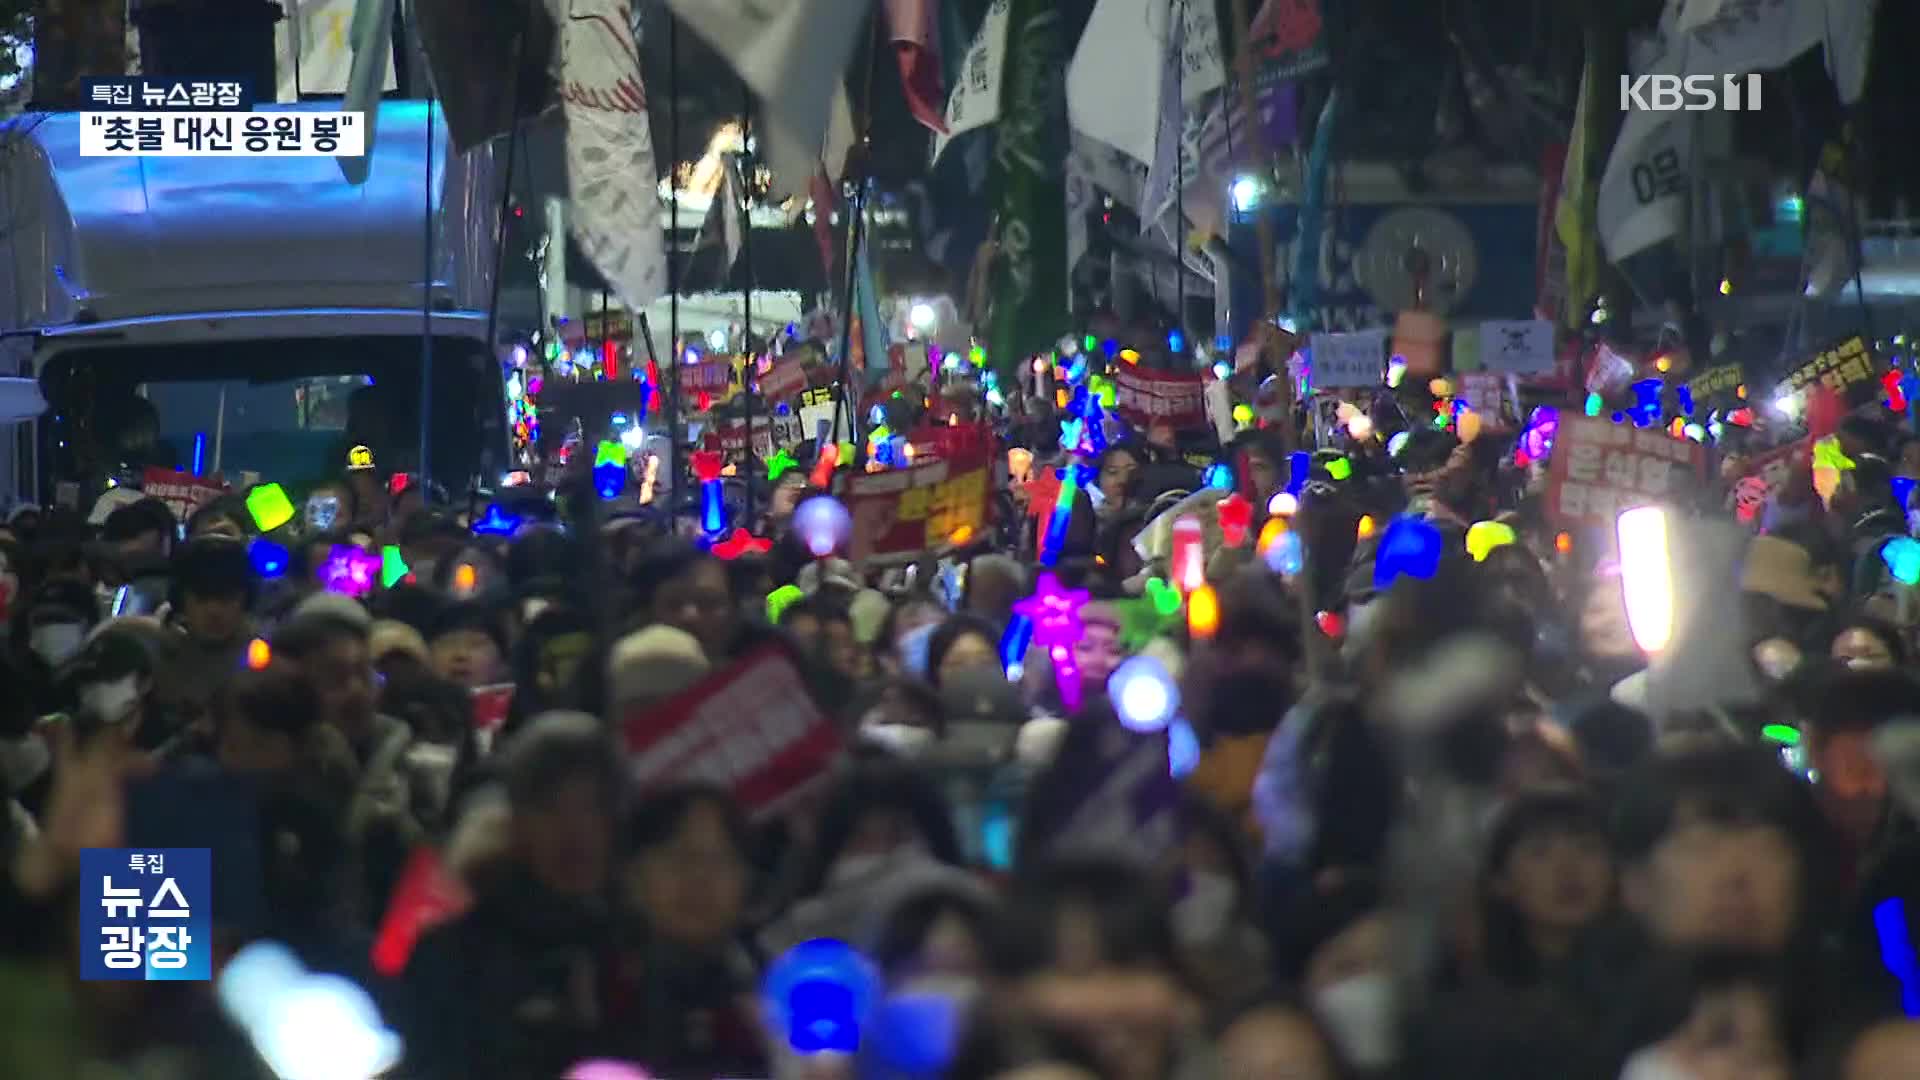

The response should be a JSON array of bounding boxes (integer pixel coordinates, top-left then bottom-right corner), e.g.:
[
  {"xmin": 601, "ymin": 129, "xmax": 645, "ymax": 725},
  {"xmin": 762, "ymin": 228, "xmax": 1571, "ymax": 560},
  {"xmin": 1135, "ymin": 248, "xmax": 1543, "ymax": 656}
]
[
  {"xmin": 1546, "ymin": 417, "xmax": 1702, "ymax": 528},
  {"xmin": 80, "ymin": 848, "xmax": 211, "ymax": 981},
  {"xmin": 1782, "ymin": 336, "xmax": 1877, "ymax": 397},
  {"xmin": 81, "ymin": 112, "xmax": 365, "ymax": 157}
]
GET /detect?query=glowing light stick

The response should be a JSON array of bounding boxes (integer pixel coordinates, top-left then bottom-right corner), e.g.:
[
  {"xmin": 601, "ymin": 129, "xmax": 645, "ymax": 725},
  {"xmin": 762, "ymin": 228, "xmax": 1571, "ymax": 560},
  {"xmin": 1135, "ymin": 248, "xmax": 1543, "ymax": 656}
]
[
  {"xmin": 1456, "ymin": 408, "xmax": 1483, "ymax": 444},
  {"xmin": 794, "ymin": 496, "xmax": 852, "ymax": 557},
  {"xmin": 1315, "ymin": 610, "xmax": 1345, "ymax": 639},
  {"xmin": 1041, "ymin": 464, "xmax": 1092, "ymax": 566},
  {"xmin": 713, "ymin": 529, "xmax": 773, "ymax": 560},
  {"xmin": 1264, "ymin": 532, "xmax": 1302, "ymax": 576},
  {"xmin": 1762, "ymin": 724, "xmax": 1802, "ymax": 746},
  {"xmin": 246, "ymin": 638, "xmax": 271, "ymax": 671},
  {"xmin": 593, "ymin": 440, "xmax": 628, "ymax": 500},
  {"xmin": 636, "ymin": 453, "xmax": 660, "ymax": 504},
  {"xmin": 1170, "ymin": 516, "xmax": 1205, "ymax": 592},
  {"xmin": 1813, "ymin": 437, "xmax": 1855, "ymax": 506},
  {"xmin": 1872, "ymin": 898, "xmax": 1920, "ymax": 1019},
  {"xmin": 472, "ymin": 503, "xmax": 522, "ymax": 537},
  {"xmin": 1286, "ymin": 451, "xmax": 1311, "ymax": 496},
  {"xmin": 1882, "ymin": 537, "xmax": 1920, "ymax": 586},
  {"xmin": 1187, "ymin": 584, "xmax": 1219, "ymax": 639},
  {"xmin": 766, "ymin": 584, "xmax": 806, "ymax": 624},
  {"xmin": 1203, "ymin": 463, "xmax": 1234, "ymax": 490},
  {"xmin": 249, "ymin": 539, "xmax": 290, "ymax": 579},
  {"xmin": 1007, "ymin": 447, "xmax": 1034, "ymax": 484},
  {"xmin": 1013, "ymin": 573, "xmax": 1091, "ymax": 713},
  {"xmin": 191, "ymin": 432, "xmax": 207, "ymax": 477},
  {"xmin": 1267, "ymin": 491, "xmax": 1298, "ymax": 517},
  {"xmin": 1216, "ymin": 494, "xmax": 1252, "ymax": 548},
  {"xmin": 999, "ymin": 614, "xmax": 1033, "ymax": 680},
  {"xmin": 565, "ymin": 1062, "xmax": 654, "ymax": 1080},
  {"xmin": 1356, "ymin": 514, "xmax": 1377, "ymax": 540},
  {"xmin": 451, "ymin": 563, "xmax": 479, "ymax": 595},
  {"xmin": 319, "ymin": 546, "xmax": 380, "ymax": 598},
  {"xmin": 1615, "ymin": 505, "xmax": 1674, "ymax": 654},
  {"xmin": 691, "ymin": 450, "xmax": 727, "ymax": 533},
  {"xmin": 762, "ymin": 939, "xmax": 880, "ymax": 1054},
  {"xmin": 1325, "ymin": 456, "xmax": 1352, "ymax": 481},
  {"xmin": 1109, "ymin": 655, "xmax": 1179, "ymax": 733},
  {"xmin": 1146, "ymin": 577, "xmax": 1183, "ymax": 617},
  {"xmin": 1465, "ymin": 520, "xmax": 1518, "ymax": 562},
  {"xmin": 380, "ymin": 546, "xmax": 410, "ymax": 588},
  {"xmin": 810, "ymin": 442, "xmax": 840, "ymax": 488},
  {"xmin": 766, "ymin": 448, "xmax": 798, "ymax": 482},
  {"xmin": 1373, "ymin": 516, "xmax": 1443, "ymax": 591},
  {"xmin": 246, "ymin": 483, "xmax": 296, "ymax": 533},
  {"xmin": 1256, "ymin": 518, "xmax": 1290, "ymax": 558}
]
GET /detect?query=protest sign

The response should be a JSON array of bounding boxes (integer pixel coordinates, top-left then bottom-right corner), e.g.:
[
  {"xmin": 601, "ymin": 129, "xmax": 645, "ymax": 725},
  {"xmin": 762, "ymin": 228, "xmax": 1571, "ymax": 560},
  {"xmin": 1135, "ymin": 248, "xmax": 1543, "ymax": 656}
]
[
  {"xmin": 1779, "ymin": 335, "xmax": 1877, "ymax": 404},
  {"xmin": 142, "ymin": 468, "xmax": 227, "ymax": 521},
  {"xmin": 1545, "ymin": 416, "xmax": 1704, "ymax": 528},
  {"xmin": 622, "ymin": 645, "xmax": 841, "ymax": 821},
  {"xmin": 1725, "ymin": 438, "xmax": 1812, "ymax": 526},
  {"xmin": 708, "ymin": 412, "xmax": 805, "ymax": 459},
  {"xmin": 1478, "ymin": 318, "xmax": 1557, "ymax": 374},
  {"xmin": 758, "ymin": 354, "xmax": 810, "ymax": 402},
  {"xmin": 842, "ymin": 439, "xmax": 994, "ymax": 559},
  {"xmin": 1687, "ymin": 362, "xmax": 1743, "ymax": 400},
  {"xmin": 1113, "ymin": 365, "xmax": 1207, "ymax": 430},
  {"xmin": 1309, "ymin": 331, "xmax": 1384, "ymax": 388},
  {"xmin": 1456, "ymin": 372, "xmax": 1511, "ymax": 423}
]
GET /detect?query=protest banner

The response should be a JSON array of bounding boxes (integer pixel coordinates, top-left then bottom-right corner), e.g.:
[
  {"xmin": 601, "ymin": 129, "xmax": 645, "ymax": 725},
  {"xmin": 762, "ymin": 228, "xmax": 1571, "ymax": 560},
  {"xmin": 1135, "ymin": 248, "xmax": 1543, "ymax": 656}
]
[
  {"xmin": 622, "ymin": 644, "xmax": 842, "ymax": 821},
  {"xmin": 1779, "ymin": 335, "xmax": 1878, "ymax": 405},
  {"xmin": 758, "ymin": 354, "xmax": 810, "ymax": 402},
  {"xmin": 141, "ymin": 467, "xmax": 228, "ymax": 521},
  {"xmin": 1113, "ymin": 365, "xmax": 1208, "ymax": 429},
  {"xmin": 1309, "ymin": 331, "xmax": 1384, "ymax": 388},
  {"xmin": 1478, "ymin": 318, "xmax": 1557, "ymax": 374},
  {"xmin": 842, "ymin": 438, "xmax": 994, "ymax": 559},
  {"xmin": 1456, "ymin": 372, "xmax": 1512, "ymax": 424},
  {"xmin": 1545, "ymin": 416, "xmax": 1704, "ymax": 528},
  {"xmin": 708, "ymin": 412, "xmax": 805, "ymax": 459},
  {"xmin": 1687, "ymin": 362, "xmax": 1743, "ymax": 400},
  {"xmin": 1725, "ymin": 437, "xmax": 1812, "ymax": 526}
]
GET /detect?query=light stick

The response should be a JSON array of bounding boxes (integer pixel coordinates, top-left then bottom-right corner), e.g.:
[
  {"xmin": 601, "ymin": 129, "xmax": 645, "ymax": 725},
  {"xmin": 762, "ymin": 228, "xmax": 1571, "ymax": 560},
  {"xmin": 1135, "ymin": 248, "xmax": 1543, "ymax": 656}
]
[
  {"xmin": 999, "ymin": 614, "xmax": 1033, "ymax": 680},
  {"xmin": 766, "ymin": 584, "xmax": 806, "ymax": 624},
  {"xmin": 691, "ymin": 450, "xmax": 727, "ymax": 533},
  {"xmin": 1041, "ymin": 464, "xmax": 1092, "ymax": 566},
  {"xmin": 713, "ymin": 529, "xmax": 773, "ymax": 560},
  {"xmin": 765, "ymin": 448, "xmax": 798, "ymax": 482},
  {"xmin": 1013, "ymin": 573, "xmax": 1091, "ymax": 714},
  {"xmin": 1373, "ymin": 516, "xmax": 1443, "ymax": 590},
  {"xmin": 249, "ymin": 539, "xmax": 289, "ymax": 579},
  {"xmin": 1882, "ymin": 537, "xmax": 1920, "ymax": 586},
  {"xmin": 810, "ymin": 442, "xmax": 840, "ymax": 488},
  {"xmin": 793, "ymin": 496, "xmax": 852, "ymax": 557},
  {"xmin": 1615, "ymin": 505, "xmax": 1675, "ymax": 654},
  {"xmin": 246, "ymin": 638, "xmax": 271, "ymax": 671},
  {"xmin": 1216, "ymin": 494, "xmax": 1251, "ymax": 547},
  {"xmin": 762, "ymin": 939, "xmax": 880, "ymax": 1054},
  {"xmin": 1170, "ymin": 516, "xmax": 1205, "ymax": 592},
  {"xmin": 379, "ymin": 546, "xmax": 410, "ymax": 588},
  {"xmin": 636, "ymin": 453, "xmax": 660, "ymax": 505},
  {"xmin": 1109, "ymin": 654, "xmax": 1179, "ymax": 733},
  {"xmin": 472, "ymin": 504, "xmax": 522, "ymax": 537},
  {"xmin": 1187, "ymin": 584, "xmax": 1219, "ymax": 639},
  {"xmin": 246, "ymin": 483, "xmax": 296, "ymax": 533},
  {"xmin": 593, "ymin": 440, "xmax": 628, "ymax": 500},
  {"xmin": 319, "ymin": 546, "xmax": 380, "ymax": 599},
  {"xmin": 1465, "ymin": 520, "xmax": 1518, "ymax": 562}
]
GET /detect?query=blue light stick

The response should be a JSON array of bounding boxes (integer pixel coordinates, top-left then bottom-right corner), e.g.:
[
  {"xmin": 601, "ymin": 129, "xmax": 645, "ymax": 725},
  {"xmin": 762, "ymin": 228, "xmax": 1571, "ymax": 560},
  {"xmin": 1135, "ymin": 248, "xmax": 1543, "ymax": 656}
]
[
  {"xmin": 191, "ymin": 432, "xmax": 207, "ymax": 477},
  {"xmin": 248, "ymin": 539, "xmax": 289, "ymax": 579},
  {"xmin": 762, "ymin": 939, "xmax": 880, "ymax": 1054},
  {"xmin": 1874, "ymin": 897, "xmax": 1920, "ymax": 1017},
  {"xmin": 999, "ymin": 614, "xmax": 1033, "ymax": 679},
  {"xmin": 1373, "ymin": 515, "xmax": 1445, "ymax": 591},
  {"xmin": 472, "ymin": 503, "xmax": 523, "ymax": 537},
  {"xmin": 1042, "ymin": 464, "xmax": 1092, "ymax": 566}
]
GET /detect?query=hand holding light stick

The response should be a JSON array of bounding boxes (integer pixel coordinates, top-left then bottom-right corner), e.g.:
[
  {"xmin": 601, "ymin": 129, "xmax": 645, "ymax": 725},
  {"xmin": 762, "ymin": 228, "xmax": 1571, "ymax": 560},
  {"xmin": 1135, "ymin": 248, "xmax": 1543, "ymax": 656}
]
[{"xmin": 1616, "ymin": 505, "xmax": 1675, "ymax": 654}]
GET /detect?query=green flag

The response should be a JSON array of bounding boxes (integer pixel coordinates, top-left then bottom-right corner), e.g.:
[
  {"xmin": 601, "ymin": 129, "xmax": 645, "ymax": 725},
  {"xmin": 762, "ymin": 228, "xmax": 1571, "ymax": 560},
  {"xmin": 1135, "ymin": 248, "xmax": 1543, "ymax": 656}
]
[{"xmin": 986, "ymin": 0, "xmax": 1068, "ymax": 380}]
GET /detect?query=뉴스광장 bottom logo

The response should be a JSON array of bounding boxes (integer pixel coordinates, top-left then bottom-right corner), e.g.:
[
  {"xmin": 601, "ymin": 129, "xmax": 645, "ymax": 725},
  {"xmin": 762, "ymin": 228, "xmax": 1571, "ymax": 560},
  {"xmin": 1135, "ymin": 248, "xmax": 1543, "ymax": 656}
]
[{"xmin": 80, "ymin": 848, "xmax": 212, "ymax": 981}]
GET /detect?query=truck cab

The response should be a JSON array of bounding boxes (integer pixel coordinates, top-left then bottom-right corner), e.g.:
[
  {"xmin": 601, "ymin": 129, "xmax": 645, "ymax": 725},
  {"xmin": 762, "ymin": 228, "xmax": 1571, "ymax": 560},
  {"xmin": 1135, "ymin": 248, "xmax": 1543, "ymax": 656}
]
[{"xmin": 0, "ymin": 100, "xmax": 508, "ymax": 514}]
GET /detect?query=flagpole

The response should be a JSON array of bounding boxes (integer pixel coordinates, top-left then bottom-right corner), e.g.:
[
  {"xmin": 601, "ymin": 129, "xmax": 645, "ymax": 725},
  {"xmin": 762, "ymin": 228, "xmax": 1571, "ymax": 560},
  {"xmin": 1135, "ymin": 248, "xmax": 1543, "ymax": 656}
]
[
  {"xmin": 833, "ymin": 6, "xmax": 885, "ymax": 458},
  {"xmin": 665, "ymin": 9, "xmax": 683, "ymax": 517},
  {"xmin": 740, "ymin": 83, "xmax": 757, "ymax": 526}
]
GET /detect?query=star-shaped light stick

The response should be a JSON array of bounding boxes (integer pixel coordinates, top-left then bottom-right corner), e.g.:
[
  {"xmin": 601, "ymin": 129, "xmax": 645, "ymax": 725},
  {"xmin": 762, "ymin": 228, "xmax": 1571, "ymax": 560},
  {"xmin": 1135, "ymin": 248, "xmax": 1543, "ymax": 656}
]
[
  {"xmin": 1013, "ymin": 572, "xmax": 1091, "ymax": 713},
  {"xmin": 319, "ymin": 545, "xmax": 380, "ymax": 598}
]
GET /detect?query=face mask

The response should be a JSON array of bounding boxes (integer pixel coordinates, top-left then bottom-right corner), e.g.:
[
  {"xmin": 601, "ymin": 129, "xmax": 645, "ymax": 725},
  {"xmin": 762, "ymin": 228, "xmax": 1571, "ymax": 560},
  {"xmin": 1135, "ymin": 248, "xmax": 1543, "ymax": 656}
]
[
  {"xmin": 1171, "ymin": 870, "xmax": 1238, "ymax": 946},
  {"xmin": 1312, "ymin": 972, "xmax": 1396, "ymax": 1071},
  {"xmin": 897, "ymin": 622, "xmax": 938, "ymax": 679},
  {"xmin": 80, "ymin": 674, "xmax": 141, "ymax": 726},
  {"xmin": 29, "ymin": 622, "xmax": 85, "ymax": 666},
  {"xmin": 862, "ymin": 722, "xmax": 935, "ymax": 759}
]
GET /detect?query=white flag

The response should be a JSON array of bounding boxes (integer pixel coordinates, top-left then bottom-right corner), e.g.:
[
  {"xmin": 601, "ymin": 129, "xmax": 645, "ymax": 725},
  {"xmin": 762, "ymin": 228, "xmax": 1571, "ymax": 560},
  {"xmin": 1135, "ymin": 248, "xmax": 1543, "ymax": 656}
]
[
  {"xmin": 1067, "ymin": 0, "xmax": 1167, "ymax": 165},
  {"xmin": 931, "ymin": 0, "xmax": 1011, "ymax": 165},
  {"xmin": 275, "ymin": 0, "xmax": 397, "ymax": 100},
  {"xmin": 558, "ymin": 0, "xmax": 667, "ymax": 308},
  {"xmin": 665, "ymin": 0, "xmax": 872, "ymax": 199},
  {"xmin": 720, "ymin": 157, "xmax": 746, "ymax": 270},
  {"xmin": 1597, "ymin": 0, "xmax": 1877, "ymax": 262}
]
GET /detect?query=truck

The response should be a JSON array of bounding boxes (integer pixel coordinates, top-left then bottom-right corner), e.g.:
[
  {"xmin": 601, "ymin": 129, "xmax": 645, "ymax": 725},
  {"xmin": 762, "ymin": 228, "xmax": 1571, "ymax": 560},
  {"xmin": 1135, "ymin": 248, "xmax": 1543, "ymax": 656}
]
[{"xmin": 0, "ymin": 99, "xmax": 509, "ymax": 516}]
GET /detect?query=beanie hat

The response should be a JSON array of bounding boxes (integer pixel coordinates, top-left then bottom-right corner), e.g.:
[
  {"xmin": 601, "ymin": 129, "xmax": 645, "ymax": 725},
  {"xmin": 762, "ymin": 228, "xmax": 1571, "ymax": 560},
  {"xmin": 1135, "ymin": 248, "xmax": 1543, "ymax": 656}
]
[
  {"xmin": 369, "ymin": 619, "xmax": 431, "ymax": 667},
  {"xmin": 848, "ymin": 589, "xmax": 892, "ymax": 645},
  {"xmin": 608, "ymin": 625, "xmax": 711, "ymax": 712},
  {"xmin": 289, "ymin": 590, "xmax": 372, "ymax": 632}
]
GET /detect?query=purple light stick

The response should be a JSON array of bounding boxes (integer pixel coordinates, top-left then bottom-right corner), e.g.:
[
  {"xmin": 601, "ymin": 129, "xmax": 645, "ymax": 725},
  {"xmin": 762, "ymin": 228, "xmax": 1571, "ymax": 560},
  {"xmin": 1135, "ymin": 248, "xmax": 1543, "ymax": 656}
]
[{"xmin": 1012, "ymin": 572, "xmax": 1091, "ymax": 713}]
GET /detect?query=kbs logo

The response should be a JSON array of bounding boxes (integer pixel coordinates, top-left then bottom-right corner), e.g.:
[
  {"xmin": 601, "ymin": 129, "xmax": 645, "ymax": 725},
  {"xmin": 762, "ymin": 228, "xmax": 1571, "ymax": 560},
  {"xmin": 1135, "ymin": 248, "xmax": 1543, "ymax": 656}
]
[{"xmin": 1619, "ymin": 74, "xmax": 1762, "ymax": 112}]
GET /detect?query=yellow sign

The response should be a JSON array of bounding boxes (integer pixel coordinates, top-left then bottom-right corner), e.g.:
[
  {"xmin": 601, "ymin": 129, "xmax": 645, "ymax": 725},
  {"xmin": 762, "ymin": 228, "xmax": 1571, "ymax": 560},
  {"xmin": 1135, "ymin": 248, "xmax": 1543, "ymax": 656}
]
[
  {"xmin": 346, "ymin": 444, "xmax": 375, "ymax": 471},
  {"xmin": 898, "ymin": 467, "xmax": 989, "ymax": 549}
]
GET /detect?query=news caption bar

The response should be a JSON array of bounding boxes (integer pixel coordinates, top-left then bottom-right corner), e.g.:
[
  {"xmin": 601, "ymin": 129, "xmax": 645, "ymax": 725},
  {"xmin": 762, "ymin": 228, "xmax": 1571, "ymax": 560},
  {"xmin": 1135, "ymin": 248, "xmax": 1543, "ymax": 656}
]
[
  {"xmin": 80, "ymin": 112, "xmax": 365, "ymax": 157},
  {"xmin": 83, "ymin": 77, "xmax": 257, "ymax": 111}
]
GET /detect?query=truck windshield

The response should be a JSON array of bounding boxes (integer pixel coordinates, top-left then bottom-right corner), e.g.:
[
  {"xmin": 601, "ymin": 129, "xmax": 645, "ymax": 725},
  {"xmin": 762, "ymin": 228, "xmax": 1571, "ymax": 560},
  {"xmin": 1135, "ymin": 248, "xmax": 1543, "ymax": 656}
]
[{"xmin": 37, "ymin": 334, "xmax": 505, "ymax": 511}]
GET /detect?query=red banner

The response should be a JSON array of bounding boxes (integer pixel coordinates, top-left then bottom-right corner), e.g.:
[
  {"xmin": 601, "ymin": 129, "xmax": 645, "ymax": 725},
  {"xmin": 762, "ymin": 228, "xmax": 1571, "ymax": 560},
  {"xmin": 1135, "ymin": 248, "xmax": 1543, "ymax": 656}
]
[
  {"xmin": 1113, "ymin": 366, "xmax": 1207, "ymax": 430},
  {"xmin": 621, "ymin": 645, "xmax": 841, "ymax": 821},
  {"xmin": 1546, "ymin": 417, "xmax": 1705, "ymax": 528},
  {"xmin": 841, "ymin": 437, "xmax": 993, "ymax": 559},
  {"xmin": 683, "ymin": 356, "xmax": 737, "ymax": 396},
  {"xmin": 141, "ymin": 467, "xmax": 227, "ymax": 521}
]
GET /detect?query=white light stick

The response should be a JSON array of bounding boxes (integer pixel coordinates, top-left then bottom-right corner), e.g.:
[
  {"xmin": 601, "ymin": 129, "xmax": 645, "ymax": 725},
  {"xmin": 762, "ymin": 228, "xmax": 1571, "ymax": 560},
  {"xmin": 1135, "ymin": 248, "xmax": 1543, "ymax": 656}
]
[
  {"xmin": 1108, "ymin": 654, "xmax": 1180, "ymax": 733},
  {"xmin": 1616, "ymin": 505, "xmax": 1675, "ymax": 654}
]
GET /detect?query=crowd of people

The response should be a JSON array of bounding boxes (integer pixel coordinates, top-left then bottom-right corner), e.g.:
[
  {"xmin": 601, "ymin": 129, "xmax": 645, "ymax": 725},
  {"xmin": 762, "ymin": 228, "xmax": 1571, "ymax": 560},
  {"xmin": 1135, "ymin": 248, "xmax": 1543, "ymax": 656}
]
[{"xmin": 3, "ymin": 383, "xmax": 1920, "ymax": 1080}]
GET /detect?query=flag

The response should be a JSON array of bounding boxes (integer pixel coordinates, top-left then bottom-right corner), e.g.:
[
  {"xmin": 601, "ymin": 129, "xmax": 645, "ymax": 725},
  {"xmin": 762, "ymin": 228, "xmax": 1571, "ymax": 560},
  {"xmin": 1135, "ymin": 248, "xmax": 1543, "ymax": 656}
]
[
  {"xmin": 336, "ymin": 0, "xmax": 396, "ymax": 185},
  {"xmin": 664, "ymin": 0, "xmax": 871, "ymax": 199},
  {"xmin": 1287, "ymin": 89, "xmax": 1339, "ymax": 324},
  {"xmin": 1597, "ymin": 0, "xmax": 1877, "ymax": 262},
  {"xmin": 885, "ymin": 0, "xmax": 948, "ymax": 135},
  {"xmin": 809, "ymin": 171, "xmax": 839, "ymax": 280},
  {"xmin": 691, "ymin": 155, "xmax": 747, "ymax": 279},
  {"xmin": 931, "ymin": 0, "xmax": 1011, "ymax": 165},
  {"xmin": 852, "ymin": 216, "xmax": 892, "ymax": 386},
  {"xmin": 1066, "ymin": 0, "xmax": 1164, "ymax": 165},
  {"xmin": 276, "ymin": 0, "xmax": 398, "ymax": 100},
  {"xmin": 987, "ymin": 0, "xmax": 1070, "ymax": 377},
  {"xmin": 558, "ymin": 0, "xmax": 667, "ymax": 308},
  {"xmin": 1554, "ymin": 49, "xmax": 1601, "ymax": 329}
]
